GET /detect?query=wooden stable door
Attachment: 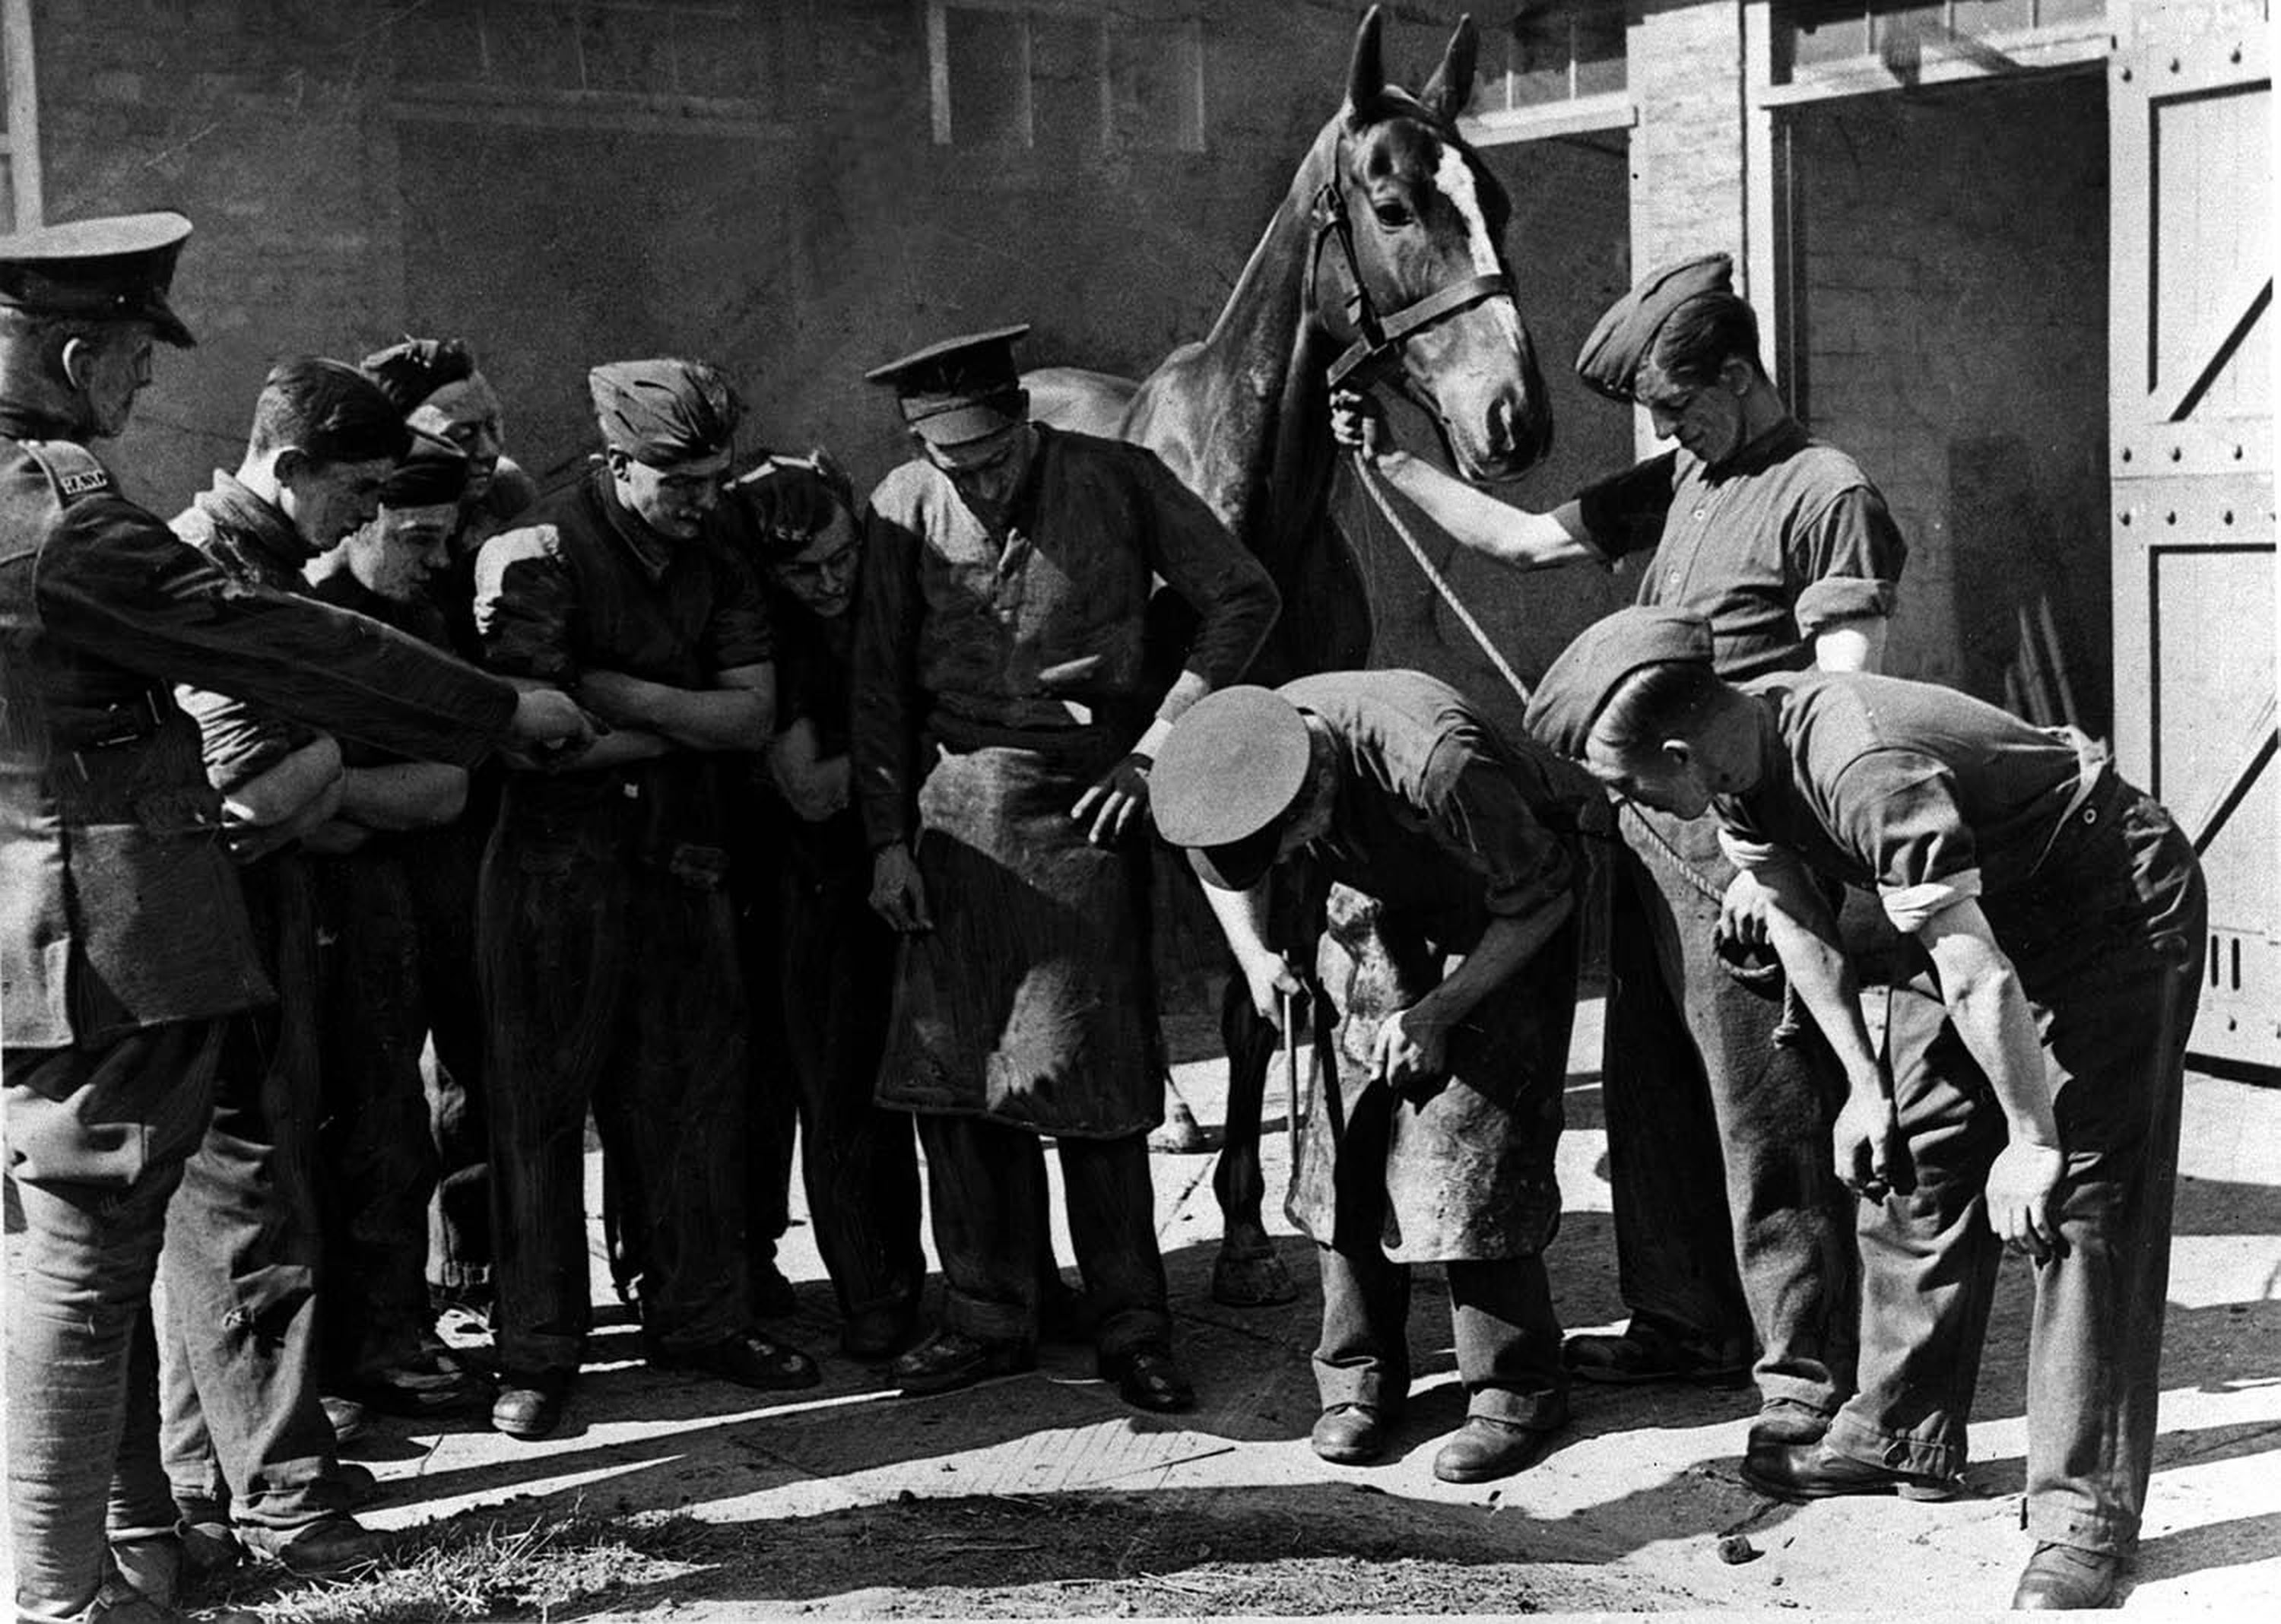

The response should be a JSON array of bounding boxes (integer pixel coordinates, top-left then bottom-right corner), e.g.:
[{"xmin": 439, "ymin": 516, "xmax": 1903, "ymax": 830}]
[{"xmin": 2108, "ymin": 2, "xmax": 2276, "ymax": 1071}]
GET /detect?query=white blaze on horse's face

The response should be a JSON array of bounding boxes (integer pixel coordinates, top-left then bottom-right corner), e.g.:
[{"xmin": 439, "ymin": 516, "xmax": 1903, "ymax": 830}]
[
  {"xmin": 1395, "ymin": 138, "xmax": 1545, "ymax": 481},
  {"xmin": 1432, "ymin": 144, "xmax": 1504, "ymax": 281}
]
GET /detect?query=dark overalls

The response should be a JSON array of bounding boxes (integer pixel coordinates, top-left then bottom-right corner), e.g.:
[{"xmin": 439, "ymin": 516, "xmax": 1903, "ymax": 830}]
[
  {"xmin": 474, "ymin": 470, "xmax": 770, "ymax": 1381},
  {"xmin": 1579, "ymin": 420, "xmax": 1906, "ymax": 1410},
  {"xmin": 733, "ymin": 602, "xmax": 925, "ymax": 1333}
]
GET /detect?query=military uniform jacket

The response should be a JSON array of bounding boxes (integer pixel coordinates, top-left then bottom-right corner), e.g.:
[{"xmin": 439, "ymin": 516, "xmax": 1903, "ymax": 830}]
[{"xmin": 0, "ymin": 425, "xmax": 518, "ymax": 1048}]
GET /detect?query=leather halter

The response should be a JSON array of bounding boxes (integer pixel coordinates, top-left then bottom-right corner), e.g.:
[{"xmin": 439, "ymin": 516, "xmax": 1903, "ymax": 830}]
[{"xmin": 1307, "ymin": 141, "xmax": 1513, "ymax": 392}]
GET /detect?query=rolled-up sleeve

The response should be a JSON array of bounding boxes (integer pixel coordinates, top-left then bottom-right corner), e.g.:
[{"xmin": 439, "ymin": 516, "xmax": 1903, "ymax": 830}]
[
  {"xmin": 474, "ymin": 524, "xmax": 579, "ymax": 684},
  {"xmin": 1572, "ymin": 452, "xmax": 1678, "ymax": 562},
  {"xmin": 1131, "ymin": 452, "xmax": 1278, "ymax": 702},
  {"xmin": 38, "ymin": 498, "xmax": 516, "ymax": 768},
  {"xmin": 1830, "ymin": 750, "xmax": 1982, "ymax": 933},
  {"xmin": 1788, "ymin": 486, "xmax": 1906, "ymax": 637},
  {"xmin": 849, "ymin": 504, "xmax": 925, "ymax": 849}
]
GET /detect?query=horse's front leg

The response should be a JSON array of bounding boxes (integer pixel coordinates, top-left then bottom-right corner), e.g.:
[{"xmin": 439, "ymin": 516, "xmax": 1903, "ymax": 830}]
[{"xmin": 1210, "ymin": 959, "xmax": 1300, "ymax": 1305}]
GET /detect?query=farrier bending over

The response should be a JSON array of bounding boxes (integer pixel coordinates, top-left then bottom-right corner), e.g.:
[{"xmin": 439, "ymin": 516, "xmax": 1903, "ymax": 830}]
[
  {"xmin": 1526, "ymin": 606, "xmax": 2205, "ymax": 1613},
  {"xmin": 1151, "ymin": 671, "xmax": 1594, "ymax": 1484},
  {"xmin": 852, "ymin": 325, "xmax": 1278, "ymax": 1411},
  {"xmin": 1337, "ymin": 256, "xmax": 1906, "ymax": 1455}
]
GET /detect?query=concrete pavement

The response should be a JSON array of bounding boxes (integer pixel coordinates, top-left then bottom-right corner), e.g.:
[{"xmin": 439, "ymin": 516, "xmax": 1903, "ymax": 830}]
[{"xmin": 353, "ymin": 995, "xmax": 2281, "ymax": 1616}]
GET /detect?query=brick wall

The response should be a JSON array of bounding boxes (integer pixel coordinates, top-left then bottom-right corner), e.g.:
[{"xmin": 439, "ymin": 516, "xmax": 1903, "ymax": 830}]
[
  {"xmin": 32, "ymin": 0, "xmax": 1366, "ymax": 512},
  {"xmin": 1790, "ymin": 73, "xmax": 2111, "ymax": 730}
]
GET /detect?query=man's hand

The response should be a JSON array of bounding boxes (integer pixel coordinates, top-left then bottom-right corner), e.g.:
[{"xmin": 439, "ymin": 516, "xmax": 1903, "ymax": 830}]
[
  {"xmin": 1239, "ymin": 949, "xmax": 1302, "ymax": 1027},
  {"xmin": 1717, "ymin": 870, "xmax": 1773, "ymax": 956},
  {"xmin": 1329, "ymin": 389, "xmax": 1398, "ymax": 464},
  {"xmin": 223, "ymin": 773, "xmax": 344, "ymax": 865},
  {"xmin": 1070, "ymin": 753, "xmax": 1151, "ymax": 847},
  {"xmin": 1833, "ymin": 1088, "xmax": 1902, "ymax": 1201},
  {"xmin": 868, "ymin": 841, "xmax": 933, "ymax": 934},
  {"xmin": 508, "ymin": 688, "xmax": 598, "ymax": 764},
  {"xmin": 1985, "ymin": 1137, "xmax": 2066, "ymax": 1263},
  {"xmin": 1369, "ymin": 1001, "xmax": 1451, "ymax": 1094}
]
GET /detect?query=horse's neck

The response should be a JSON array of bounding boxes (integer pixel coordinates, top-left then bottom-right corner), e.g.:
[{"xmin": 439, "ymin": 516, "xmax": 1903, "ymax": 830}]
[{"xmin": 1140, "ymin": 134, "xmax": 1340, "ymax": 570}]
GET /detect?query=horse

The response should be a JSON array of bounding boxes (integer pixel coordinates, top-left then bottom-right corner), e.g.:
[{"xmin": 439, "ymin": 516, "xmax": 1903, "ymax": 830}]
[{"xmin": 1026, "ymin": 6, "xmax": 1556, "ymax": 1305}]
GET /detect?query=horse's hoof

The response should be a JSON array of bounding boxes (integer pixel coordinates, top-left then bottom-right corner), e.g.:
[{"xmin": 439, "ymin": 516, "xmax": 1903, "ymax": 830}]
[
  {"xmin": 1150, "ymin": 1099, "xmax": 1207, "ymax": 1154},
  {"xmin": 1211, "ymin": 1244, "xmax": 1299, "ymax": 1306}
]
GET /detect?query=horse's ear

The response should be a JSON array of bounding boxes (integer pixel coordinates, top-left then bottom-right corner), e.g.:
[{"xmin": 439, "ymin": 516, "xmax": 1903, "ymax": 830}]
[
  {"xmin": 1421, "ymin": 14, "xmax": 1480, "ymax": 123},
  {"xmin": 1345, "ymin": 5, "xmax": 1385, "ymax": 121}
]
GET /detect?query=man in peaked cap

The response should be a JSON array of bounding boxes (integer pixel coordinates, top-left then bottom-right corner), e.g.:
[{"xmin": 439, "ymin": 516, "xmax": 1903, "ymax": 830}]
[
  {"xmin": 1524, "ymin": 607, "xmax": 2205, "ymax": 1610},
  {"xmin": 1151, "ymin": 672, "xmax": 1592, "ymax": 1482},
  {"xmin": 0, "ymin": 214, "xmax": 590, "ymax": 1622},
  {"xmin": 1330, "ymin": 252, "xmax": 1909, "ymax": 1461},
  {"xmin": 851, "ymin": 325, "xmax": 1278, "ymax": 1410},
  {"xmin": 472, "ymin": 356, "xmax": 820, "ymax": 1444}
]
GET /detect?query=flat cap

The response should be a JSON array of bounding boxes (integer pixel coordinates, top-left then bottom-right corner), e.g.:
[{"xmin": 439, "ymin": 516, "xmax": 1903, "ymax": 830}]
[
  {"xmin": 0, "ymin": 211, "xmax": 195, "ymax": 346},
  {"xmin": 380, "ymin": 429, "xmax": 471, "ymax": 508},
  {"xmin": 1524, "ymin": 606, "xmax": 1715, "ymax": 759},
  {"xmin": 1151, "ymin": 685, "xmax": 1314, "ymax": 892},
  {"xmin": 864, "ymin": 324, "xmax": 1029, "ymax": 446},
  {"xmin": 1574, "ymin": 252, "xmax": 1732, "ymax": 403},
  {"xmin": 589, "ymin": 357, "xmax": 741, "ymax": 465},
  {"xmin": 361, "ymin": 335, "xmax": 474, "ymax": 414}
]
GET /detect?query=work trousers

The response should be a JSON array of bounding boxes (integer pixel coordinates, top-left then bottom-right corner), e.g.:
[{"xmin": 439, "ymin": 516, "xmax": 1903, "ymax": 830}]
[
  {"xmin": 1602, "ymin": 817, "xmax": 1857, "ymax": 1410},
  {"xmin": 157, "ymin": 867, "xmax": 354, "ymax": 1530},
  {"xmin": 157, "ymin": 1012, "xmax": 357, "ymax": 1527},
  {"xmin": 4, "ymin": 1023, "xmax": 217, "ymax": 1623},
  {"xmin": 481, "ymin": 842, "xmax": 752, "ymax": 1378},
  {"xmin": 311, "ymin": 852, "xmax": 438, "ymax": 1376},
  {"xmin": 744, "ymin": 849, "xmax": 926, "ymax": 1326},
  {"xmin": 1316, "ymin": 1248, "xmax": 1566, "ymax": 1426},
  {"xmin": 1826, "ymin": 784, "xmax": 2203, "ymax": 1556},
  {"xmin": 916, "ymin": 1115, "xmax": 1168, "ymax": 1357},
  {"xmin": 414, "ymin": 816, "xmax": 491, "ymax": 1297}
]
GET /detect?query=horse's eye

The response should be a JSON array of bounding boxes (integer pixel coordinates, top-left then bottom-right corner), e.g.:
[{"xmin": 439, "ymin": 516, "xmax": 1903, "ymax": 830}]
[{"xmin": 1371, "ymin": 202, "xmax": 1414, "ymax": 230}]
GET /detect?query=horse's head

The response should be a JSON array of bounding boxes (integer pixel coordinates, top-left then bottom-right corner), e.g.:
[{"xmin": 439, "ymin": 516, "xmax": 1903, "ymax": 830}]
[{"xmin": 1307, "ymin": 7, "xmax": 1553, "ymax": 481}]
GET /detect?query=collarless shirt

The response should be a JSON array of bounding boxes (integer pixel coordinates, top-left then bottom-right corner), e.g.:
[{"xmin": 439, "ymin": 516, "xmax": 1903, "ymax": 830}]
[
  {"xmin": 1715, "ymin": 670, "xmax": 2087, "ymax": 932},
  {"xmin": 1277, "ymin": 670, "xmax": 1578, "ymax": 953},
  {"xmin": 1573, "ymin": 417, "xmax": 1908, "ymax": 679}
]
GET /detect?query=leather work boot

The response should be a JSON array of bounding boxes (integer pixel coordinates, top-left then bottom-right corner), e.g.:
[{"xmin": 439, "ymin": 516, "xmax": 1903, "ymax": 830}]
[
  {"xmin": 1562, "ymin": 1321, "xmax": 1750, "ymax": 1387},
  {"xmin": 1432, "ymin": 1415, "xmax": 1561, "ymax": 1483},
  {"xmin": 1743, "ymin": 1438, "xmax": 1961, "ymax": 1502},
  {"xmin": 491, "ymin": 1370, "xmax": 570, "ymax": 1440},
  {"xmin": 842, "ymin": 1306, "xmax": 925, "ymax": 1362},
  {"xmin": 2011, "ymin": 1542, "xmax": 2123, "ymax": 1610},
  {"xmin": 240, "ymin": 1514, "xmax": 388, "ymax": 1578},
  {"xmin": 1746, "ymin": 1397, "xmax": 1833, "ymax": 1453},
  {"xmin": 1099, "ymin": 1342, "xmax": 1194, "ymax": 1413},
  {"xmin": 649, "ymin": 1328, "xmax": 820, "ymax": 1391},
  {"xmin": 1309, "ymin": 1403, "xmax": 1394, "ymax": 1465},
  {"xmin": 87, "ymin": 1575, "xmax": 262, "ymax": 1623},
  {"xmin": 890, "ymin": 1327, "xmax": 1035, "ymax": 1395}
]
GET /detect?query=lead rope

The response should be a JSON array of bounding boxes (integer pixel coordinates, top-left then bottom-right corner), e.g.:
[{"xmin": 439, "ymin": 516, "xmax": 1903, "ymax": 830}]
[
  {"xmin": 1346, "ymin": 454, "xmax": 1720, "ymax": 902},
  {"xmin": 1347, "ymin": 452, "xmax": 1804, "ymax": 1037}
]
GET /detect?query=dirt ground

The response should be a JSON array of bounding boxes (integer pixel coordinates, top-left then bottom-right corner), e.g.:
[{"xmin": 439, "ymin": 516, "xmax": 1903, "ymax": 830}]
[{"xmin": 201, "ymin": 997, "xmax": 2281, "ymax": 1619}]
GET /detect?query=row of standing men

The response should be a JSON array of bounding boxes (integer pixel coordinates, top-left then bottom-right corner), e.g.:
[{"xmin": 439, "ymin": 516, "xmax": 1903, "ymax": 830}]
[{"xmin": 4, "ymin": 214, "xmax": 2200, "ymax": 1622}]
